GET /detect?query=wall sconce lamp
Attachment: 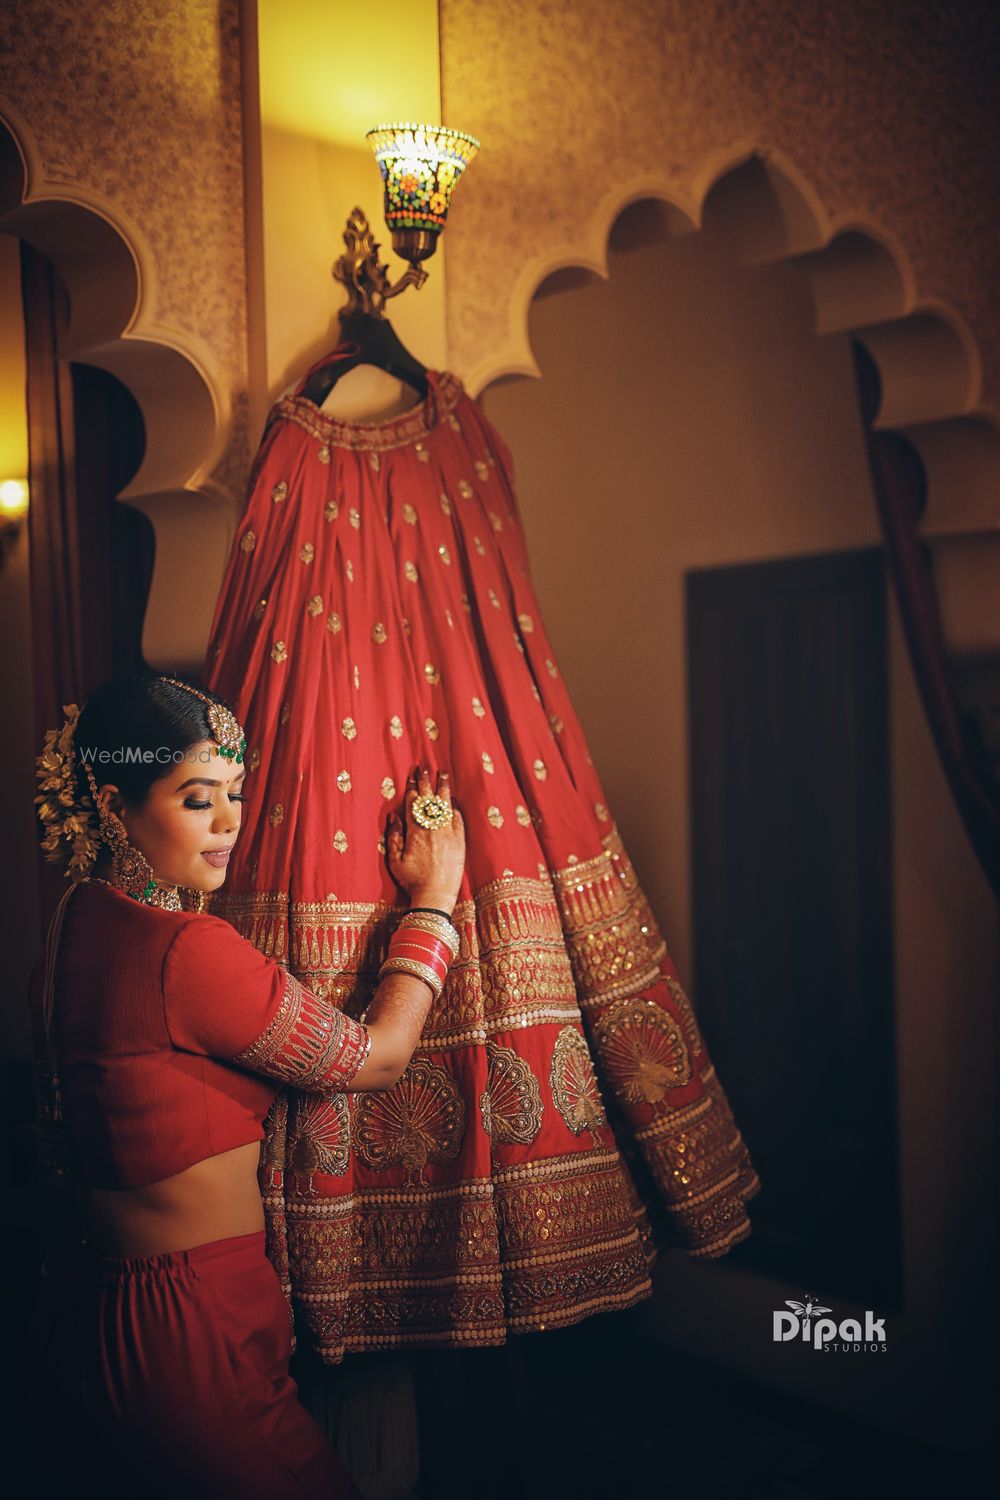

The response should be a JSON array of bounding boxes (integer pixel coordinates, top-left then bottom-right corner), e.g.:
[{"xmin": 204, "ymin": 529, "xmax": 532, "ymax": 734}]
[
  {"xmin": 0, "ymin": 478, "xmax": 28, "ymax": 564},
  {"xmin": 334, "ymin": 122, "xmax": 479, "ymax": 318}
]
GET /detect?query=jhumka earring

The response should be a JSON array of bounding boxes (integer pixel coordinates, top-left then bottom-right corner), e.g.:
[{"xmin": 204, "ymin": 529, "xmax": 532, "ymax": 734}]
[
  {"xmin": 102, "ymin": 810, "xmax": 157, "ymax": 902},
  {"xmin": 81, "ymin": 758, "xmax": 180, "ymax": 909}
]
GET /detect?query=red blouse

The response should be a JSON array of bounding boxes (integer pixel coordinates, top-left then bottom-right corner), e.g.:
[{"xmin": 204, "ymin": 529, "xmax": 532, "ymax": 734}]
[{"xmin": 29, "ymin": 880, "xmax": 372, "ymax": 1189}]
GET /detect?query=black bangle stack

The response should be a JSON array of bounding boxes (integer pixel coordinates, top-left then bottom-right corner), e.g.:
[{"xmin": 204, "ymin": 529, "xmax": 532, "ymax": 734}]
[{"xmin": 408, "ymin": 904, "xmax": 455, "ymax": 923}]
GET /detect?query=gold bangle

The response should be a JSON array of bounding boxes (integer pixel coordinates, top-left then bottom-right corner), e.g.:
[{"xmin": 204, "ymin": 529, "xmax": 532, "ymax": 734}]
[
  {"xmin": 378, "ymin": 954, "xmax": 444, "ymax": 1001},
  {"xmin": 394, "ymin": 910, "xmax": 460, "ymax": 959}
]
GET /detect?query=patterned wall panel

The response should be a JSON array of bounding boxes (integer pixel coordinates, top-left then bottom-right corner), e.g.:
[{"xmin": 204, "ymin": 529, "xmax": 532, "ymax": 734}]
[{"xmin": 440, "ymin": 0, "xmax": 1000, "ymax": 414}]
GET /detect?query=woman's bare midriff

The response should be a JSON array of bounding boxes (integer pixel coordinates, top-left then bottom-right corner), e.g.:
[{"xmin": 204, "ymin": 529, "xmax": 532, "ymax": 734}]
[{"xmin": 85, "ymin": 1140, "xmax": 265, "ymax": 1256}]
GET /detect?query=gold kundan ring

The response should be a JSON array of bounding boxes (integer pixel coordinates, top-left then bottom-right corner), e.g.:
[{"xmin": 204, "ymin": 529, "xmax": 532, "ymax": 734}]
[{"xmin": 410, "ymin": 792, "xmax": 453, "ymax": 830}]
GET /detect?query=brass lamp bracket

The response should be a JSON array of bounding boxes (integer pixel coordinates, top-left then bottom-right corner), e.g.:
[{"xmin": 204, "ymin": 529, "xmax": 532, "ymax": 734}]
[{"xmin": 333, "ymin": 207, "xmax": 429, "ymax": 319}]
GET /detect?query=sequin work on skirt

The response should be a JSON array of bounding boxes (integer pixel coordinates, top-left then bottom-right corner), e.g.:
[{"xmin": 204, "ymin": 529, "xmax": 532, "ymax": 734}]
[{"xmin": 203, "ymin": 360, "xmax": 760, "ymax": 1364}]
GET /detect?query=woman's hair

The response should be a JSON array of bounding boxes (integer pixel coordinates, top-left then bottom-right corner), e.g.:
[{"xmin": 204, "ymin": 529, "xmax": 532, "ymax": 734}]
[{"xmin": 73, "ymin": 673, "xmax": 237, "ymax": 807}]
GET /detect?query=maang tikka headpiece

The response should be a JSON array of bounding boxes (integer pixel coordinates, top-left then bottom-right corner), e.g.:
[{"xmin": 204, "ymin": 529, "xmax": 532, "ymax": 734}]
[{"xmin": 159, "ymin": 678, "xmax": 247, "ymax": 763}]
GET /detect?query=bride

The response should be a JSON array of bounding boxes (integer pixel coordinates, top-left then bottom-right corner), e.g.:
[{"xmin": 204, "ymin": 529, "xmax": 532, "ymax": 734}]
[{"xmin": 29, "ymin": 671, "xmax": 465, "ymax": 1500}]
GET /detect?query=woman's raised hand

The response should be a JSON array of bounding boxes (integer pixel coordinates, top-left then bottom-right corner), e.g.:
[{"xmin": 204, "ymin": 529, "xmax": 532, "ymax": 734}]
[{"xmin": 386, "ymin": 766, "xmax": 466, "ymax": 915}]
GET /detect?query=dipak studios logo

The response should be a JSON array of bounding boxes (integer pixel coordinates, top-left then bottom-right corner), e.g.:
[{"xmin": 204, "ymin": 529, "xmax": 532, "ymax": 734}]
[{"xmin": 773, "ymin": 1294, "xmax": 887, "ymax": 1353}]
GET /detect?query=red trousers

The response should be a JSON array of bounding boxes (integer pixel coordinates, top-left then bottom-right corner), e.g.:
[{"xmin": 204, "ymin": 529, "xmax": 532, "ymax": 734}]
[{"xmin": 35, "ymin": 1229, "xmax": 358, "ymax": 1500}]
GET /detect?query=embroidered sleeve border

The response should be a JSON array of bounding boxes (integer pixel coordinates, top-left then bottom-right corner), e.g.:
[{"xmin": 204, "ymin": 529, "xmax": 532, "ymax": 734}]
[{"xmin": 234, "ymin": 970, "xmax": 372, "ymax": 1090}]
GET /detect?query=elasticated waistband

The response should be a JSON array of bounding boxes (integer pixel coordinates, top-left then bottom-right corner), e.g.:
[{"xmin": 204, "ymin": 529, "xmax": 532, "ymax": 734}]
[{"xmin": 83, "ymin": 1227, "xmax": 267, "ymax": 1281}]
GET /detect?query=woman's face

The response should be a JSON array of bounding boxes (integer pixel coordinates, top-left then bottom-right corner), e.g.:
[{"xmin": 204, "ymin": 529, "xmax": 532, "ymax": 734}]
[{"xmin": 97, "ymin": 739, "xmax": 245, "ymax": 893}]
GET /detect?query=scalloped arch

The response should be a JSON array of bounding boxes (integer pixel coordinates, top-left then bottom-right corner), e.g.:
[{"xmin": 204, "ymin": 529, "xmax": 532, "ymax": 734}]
[
  {"xmin": 0, "ymin": 103, "xmax": 237, "ymax": 667},
  {"xmin": 469, "ymin": 147, "xmax": 988, "ymax": 452}
]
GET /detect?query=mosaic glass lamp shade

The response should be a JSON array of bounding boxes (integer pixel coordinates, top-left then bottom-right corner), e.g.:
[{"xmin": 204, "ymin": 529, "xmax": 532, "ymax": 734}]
[{"xmin": 365, "ymin": 122, "xmax": 480, "ymax": 262}]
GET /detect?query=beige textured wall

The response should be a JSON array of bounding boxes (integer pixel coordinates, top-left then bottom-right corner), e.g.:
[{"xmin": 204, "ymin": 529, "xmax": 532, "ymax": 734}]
[
  {"xmin": 255, "ymin": 0, "xmax": 446, "ymax": 416},
  {"xmin": 481, "ymin": 221, "xmax": 997, "ymax": 1449},
  {"xmin": 442, "ymin": 0, "xmax": 1000, "ymax": 414}
]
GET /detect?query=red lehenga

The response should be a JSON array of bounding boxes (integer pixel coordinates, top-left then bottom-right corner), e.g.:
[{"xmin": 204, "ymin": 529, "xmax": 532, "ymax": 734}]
[{"xmin": 203, "ymin": 360, "xmax": 760, "ymax": 1363}]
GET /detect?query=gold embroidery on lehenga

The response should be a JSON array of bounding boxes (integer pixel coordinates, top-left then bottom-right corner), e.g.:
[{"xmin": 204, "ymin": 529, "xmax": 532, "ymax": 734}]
[
  {"xmin": 287, "ymin": 1092, "xmax": 351, "ymax": 1190},
  {"xmin": 664, "ymin": 975, "xmax": 702, "ymax": 1052},
  {"xmin": 592, "ymin": 996, "xmax": 692, "ymax": 1104},
  {"xmin": 208, "ymin": 841, "xmax": 757, "ymax": 1323},
  {"xmin": 480, "ymin": 1042, "xmax": 543, "ymax": 1145},
  {"xmin": 241, "ymin": 530, "xmax": 256, "ymax": 553},
  {"xmin": 355, "ymin": 1056, "xmax": 465, "ymax": 1184},
  {"xmin": 550, "ymin": 1026, "xmax": 607, "ymax": 1138},
  {"xmin": 275, "ymin": 374, "xmax": 462, "ymax": 455}
]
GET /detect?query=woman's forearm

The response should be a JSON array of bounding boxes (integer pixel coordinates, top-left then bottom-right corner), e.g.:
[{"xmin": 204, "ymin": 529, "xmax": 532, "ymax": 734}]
[{"xmin": 349, "ymin": 969, "xmax": 437, "ymax": 1090}]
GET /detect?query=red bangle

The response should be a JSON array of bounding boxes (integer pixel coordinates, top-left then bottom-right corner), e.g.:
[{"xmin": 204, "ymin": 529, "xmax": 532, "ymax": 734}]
[
  {"xmin": 387, "ymin": 940, "xmax": 449, "ymax": 983},
  {"xmin": 389, "ymin": 934, "xmax": 451, "ymax": 963},
  {"xmin": 389, "ymin": 927, "xmax": 454, "ymax": 966},
  {"xmin": 390, "ymin": 928, "xmax": 453, "ymax": 958}
]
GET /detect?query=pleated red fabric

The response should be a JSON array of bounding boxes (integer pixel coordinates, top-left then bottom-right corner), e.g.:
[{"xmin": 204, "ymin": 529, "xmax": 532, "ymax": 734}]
[
  {"xmin": 203, "ymin": 358, "xmax": 760, "ymax": 1363},
  {"xmin": 33, "ymin": 1229, "xmax": 357, "ymax": 1499}
]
